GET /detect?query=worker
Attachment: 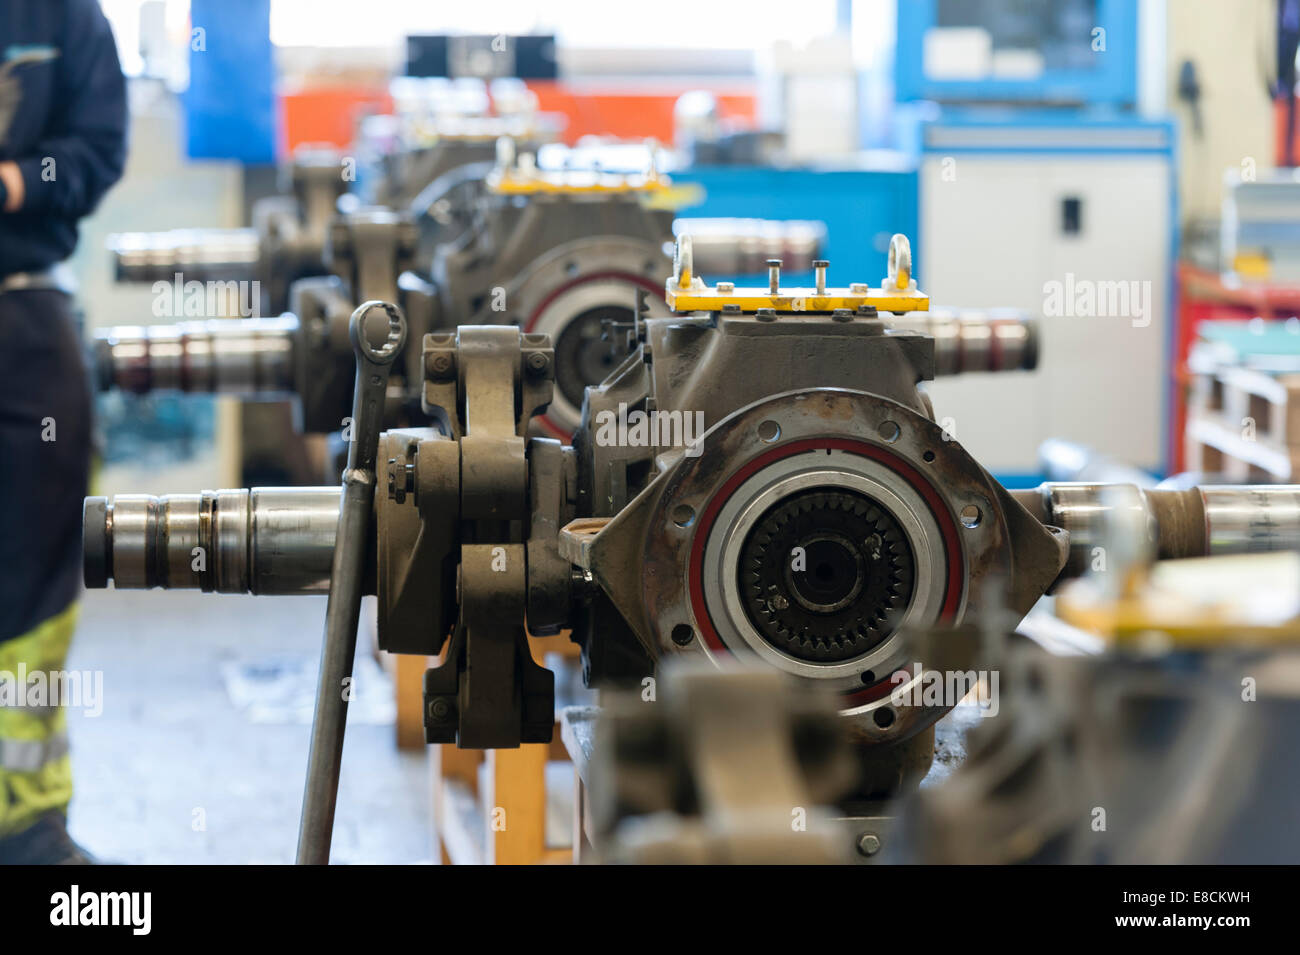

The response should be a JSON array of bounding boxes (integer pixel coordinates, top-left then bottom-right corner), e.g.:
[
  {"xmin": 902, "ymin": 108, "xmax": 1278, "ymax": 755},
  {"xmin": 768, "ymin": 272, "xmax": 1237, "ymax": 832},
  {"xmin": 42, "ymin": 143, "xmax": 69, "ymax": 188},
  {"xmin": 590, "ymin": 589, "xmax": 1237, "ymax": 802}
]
[{"xmin": 0, "ymin": 0, "xmax": 127, "ymax": 863}]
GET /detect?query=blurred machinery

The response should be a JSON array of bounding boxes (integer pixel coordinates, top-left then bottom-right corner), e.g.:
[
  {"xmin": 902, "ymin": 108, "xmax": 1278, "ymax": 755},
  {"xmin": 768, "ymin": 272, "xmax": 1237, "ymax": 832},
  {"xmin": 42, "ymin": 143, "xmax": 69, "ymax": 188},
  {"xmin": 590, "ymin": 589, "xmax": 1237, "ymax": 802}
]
[
  {"xmin": 589, "ymin": 663, "xmax": 860, "ymax": 864},
  {"xmin": 98, "ymin": 206, "xmax": 432, "ymax": 442},
  {"xmin": 108, "ymin": 147, "xmax": 349, "ymax": 314},
  {"xmin": 367, "ymin": 115, "xmax": 556, "ymax": 212},
  {"xmin": 94, "ymin": 141, "xmax": 841, "ymax": 440},
  {"xmin": 894, "ymin": 543, "xmax": 1300, "ymax": 865},
  {"xmin": 80, "ymin": 234, "xmax": 1300, "ymax": 863},
  {"xmin": 108, "ymin": 77, "xmax": 561, "ymax": 314}
]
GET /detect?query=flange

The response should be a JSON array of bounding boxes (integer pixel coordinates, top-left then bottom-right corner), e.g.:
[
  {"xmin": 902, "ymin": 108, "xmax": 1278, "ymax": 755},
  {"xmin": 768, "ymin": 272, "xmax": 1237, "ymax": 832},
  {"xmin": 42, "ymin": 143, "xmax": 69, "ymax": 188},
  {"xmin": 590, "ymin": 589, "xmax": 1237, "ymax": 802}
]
[{"xmin": 621, "ymin": 388, "xmax": 1018, "ymax": 740}]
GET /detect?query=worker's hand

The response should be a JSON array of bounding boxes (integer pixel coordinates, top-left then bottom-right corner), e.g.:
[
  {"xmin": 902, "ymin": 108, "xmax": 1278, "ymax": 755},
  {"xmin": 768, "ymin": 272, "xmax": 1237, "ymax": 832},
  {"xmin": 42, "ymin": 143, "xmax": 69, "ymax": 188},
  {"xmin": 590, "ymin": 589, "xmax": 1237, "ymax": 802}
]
[{"xmin": 0, "ymin": 161, "xmax": 24, "ymax": 212}]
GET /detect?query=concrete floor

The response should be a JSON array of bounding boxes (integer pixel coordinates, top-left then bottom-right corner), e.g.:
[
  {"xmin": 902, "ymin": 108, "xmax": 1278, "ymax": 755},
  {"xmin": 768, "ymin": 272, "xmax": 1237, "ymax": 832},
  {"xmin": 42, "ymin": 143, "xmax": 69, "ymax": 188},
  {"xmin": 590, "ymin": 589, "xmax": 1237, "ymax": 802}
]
[{"xmin": 64, "ymin": 589, "xmax": 431, "ymax": 864}]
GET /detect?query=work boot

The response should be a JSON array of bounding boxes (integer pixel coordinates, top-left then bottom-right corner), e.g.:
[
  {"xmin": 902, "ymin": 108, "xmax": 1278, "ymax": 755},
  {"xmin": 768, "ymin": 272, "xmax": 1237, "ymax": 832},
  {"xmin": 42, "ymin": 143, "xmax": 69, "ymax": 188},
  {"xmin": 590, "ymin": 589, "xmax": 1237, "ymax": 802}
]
[{"xmin": 0, "ymin": 812, "xmax": 98, "ymax": 865}]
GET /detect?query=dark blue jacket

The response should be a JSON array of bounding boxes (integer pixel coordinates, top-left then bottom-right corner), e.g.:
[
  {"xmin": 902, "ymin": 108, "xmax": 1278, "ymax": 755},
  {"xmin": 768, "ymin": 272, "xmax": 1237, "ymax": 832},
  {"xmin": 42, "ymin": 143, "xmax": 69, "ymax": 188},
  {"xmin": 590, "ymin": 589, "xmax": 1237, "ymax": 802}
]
[{"xmin": 0, "ymin": 0, "xmax": 127, "ymax": 276}]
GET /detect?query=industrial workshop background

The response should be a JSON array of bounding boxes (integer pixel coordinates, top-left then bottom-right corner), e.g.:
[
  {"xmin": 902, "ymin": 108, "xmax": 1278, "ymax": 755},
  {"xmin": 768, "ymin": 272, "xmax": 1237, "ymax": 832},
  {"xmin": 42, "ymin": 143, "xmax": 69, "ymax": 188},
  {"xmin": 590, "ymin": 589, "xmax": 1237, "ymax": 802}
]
[{"xmin": 0, "ymin": 0, "xmax": 1296, "ymax": 902}]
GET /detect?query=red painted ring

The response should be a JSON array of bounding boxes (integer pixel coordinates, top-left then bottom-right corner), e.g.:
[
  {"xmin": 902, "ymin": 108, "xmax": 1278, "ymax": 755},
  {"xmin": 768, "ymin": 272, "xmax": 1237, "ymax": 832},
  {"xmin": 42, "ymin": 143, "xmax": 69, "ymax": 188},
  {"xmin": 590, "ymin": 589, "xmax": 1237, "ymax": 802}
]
[
  {"xmin": 683, "ymin": 436, "xmax": 966, "ymax": 705},
  {"xmin": 524, "ymin": 270, "xmax": 665, "ymax": 439}
]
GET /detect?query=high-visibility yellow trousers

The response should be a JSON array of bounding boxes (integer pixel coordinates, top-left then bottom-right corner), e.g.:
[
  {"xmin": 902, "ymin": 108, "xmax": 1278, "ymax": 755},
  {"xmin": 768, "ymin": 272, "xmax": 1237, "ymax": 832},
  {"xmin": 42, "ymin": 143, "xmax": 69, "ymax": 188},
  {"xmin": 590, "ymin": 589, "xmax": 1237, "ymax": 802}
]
[{"xmin": 0, "ymin": 604, "xmax": 76, "ymax": 838}]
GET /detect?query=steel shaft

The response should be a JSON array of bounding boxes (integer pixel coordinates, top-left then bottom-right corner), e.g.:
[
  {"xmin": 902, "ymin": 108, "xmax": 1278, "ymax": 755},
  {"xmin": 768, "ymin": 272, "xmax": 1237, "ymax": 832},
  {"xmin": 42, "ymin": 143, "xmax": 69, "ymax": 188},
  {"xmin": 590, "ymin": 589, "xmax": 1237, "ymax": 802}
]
[
  {"xmin": 84, "ymin": 482, "xmax": 1300, "ymax": 599},
  {"xmin": 108, "ymin": 227, "xmax": 262, "ymax": 283},
  {"xmin": 94, "ymin": 315, "xmax": 299, "ymax": 396},
  {"xmin": 82, "ymin": 487, "xmax": 340, "ymax": 594},
  {"xmin": 894, "ymin": 309, "xmax": 1038, "ymax": 375},
  {"xmin": 1012, "ymin": 483, "xmax": 1300, "ymax": 578}
]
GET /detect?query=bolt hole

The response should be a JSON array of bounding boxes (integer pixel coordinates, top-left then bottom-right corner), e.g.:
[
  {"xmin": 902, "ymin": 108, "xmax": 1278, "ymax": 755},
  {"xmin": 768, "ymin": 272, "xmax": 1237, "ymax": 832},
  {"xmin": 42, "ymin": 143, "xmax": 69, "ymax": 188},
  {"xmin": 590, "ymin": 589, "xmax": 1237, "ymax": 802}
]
[
  {"xmin": 757, "ymin": 420, "xmax": 781, "ymax": 443},
  {"xmin": 671, "ymin": 624, "xmax": 695, "ymax": 646},
  {"xmin": 922, "ymin": 450, "xmax": 935, "ymax": 463},
  {"xmin": 878, "ymin": 420, "xmax": 900, "ymax": 442},
  {"xmin": 960, "ymin": 504, "xmax": 982, "ymax": 529},
  {"xmin": 859, "ymin": 670, "xmax": 876, "ymax": 685},
  {"xmin": 873, "ymin": 706, "xmax": 896, "ymax": 729},
  {"xmin": 672, "ymin": 504, "xmax": 696, "ymax": 528}
]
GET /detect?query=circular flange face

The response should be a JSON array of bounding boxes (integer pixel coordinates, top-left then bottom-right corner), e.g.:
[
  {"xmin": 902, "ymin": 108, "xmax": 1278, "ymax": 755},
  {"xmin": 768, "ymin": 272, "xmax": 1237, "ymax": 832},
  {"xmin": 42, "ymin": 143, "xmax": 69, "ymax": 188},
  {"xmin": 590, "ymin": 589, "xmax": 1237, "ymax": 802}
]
[
  {"xmin": 517, "ymin": 237, "xmax": 669, "ymax": 436},
  {"xmin": 529, "ymin": 278, "xmax": 647, "ymax": 428},
  {"xmin": 637, "ymin": 389, "xmax": 1013, "ymax": 722},
  {"xmin": 703, "ymin": 456, "xmax": 947, "ymax": 689}
]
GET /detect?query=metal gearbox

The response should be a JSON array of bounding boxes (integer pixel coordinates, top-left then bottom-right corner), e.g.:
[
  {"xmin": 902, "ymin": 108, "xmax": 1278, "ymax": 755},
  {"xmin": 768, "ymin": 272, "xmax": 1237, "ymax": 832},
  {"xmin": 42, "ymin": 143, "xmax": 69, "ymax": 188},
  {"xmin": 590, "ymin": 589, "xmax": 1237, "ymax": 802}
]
[{"xmin": 83, "ymin": 234, "xmax": 1300, "ymax": 781}]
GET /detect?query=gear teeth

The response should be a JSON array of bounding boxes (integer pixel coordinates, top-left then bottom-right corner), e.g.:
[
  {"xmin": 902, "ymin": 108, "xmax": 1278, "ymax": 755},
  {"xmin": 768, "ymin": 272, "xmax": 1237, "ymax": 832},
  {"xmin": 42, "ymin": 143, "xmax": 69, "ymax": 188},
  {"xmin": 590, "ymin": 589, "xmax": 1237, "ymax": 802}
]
[{"xmin": 736, "ymin": 487, "xmax": 916, "ymax": 663}]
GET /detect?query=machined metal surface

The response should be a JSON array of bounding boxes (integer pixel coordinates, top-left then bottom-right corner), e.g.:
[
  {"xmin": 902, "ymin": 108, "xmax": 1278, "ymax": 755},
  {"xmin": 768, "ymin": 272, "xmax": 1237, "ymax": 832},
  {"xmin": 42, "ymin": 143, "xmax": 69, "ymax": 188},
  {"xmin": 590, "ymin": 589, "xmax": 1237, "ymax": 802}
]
[
  {"xmin": 109, "ymin": 150, "xmax": 349, "ymax": 314},
  {"xmin": 416, "ymin": 326, "xmax": 557, "ymax": 748},
  {"xmin": 1202, "ymin": 485, "xmax": 1300, "ymax": 554},
  {"xmin": 510, "ymin": 236, "xmax": 672, "ymax": 433},
  {"xmin": 94, "ymin": 315, "xmax": 299, "ymax": 396},
  {"xmin": 1011, "ymin": 482, "xmax": 1300, "ymax": 581},
  {"xmin": 108, "ymin": 227, "xmax": 262, "ymax": 284},
  {"xmin": 592, "ymin": 663, "xmax": 858, "ymax": 864},
  {"xmin": 897, "ymin": 308, "xmax": 1038, "ymax": 375},
  {"xmin": 894, "ymin": 642, "xmax": 1300, "ymax": 863},
  {"xmin": 96, "ymin": 210, "xmax": 434, "ymax": 441},
  {"xmin": 702, "ymin": 458, "xmax": 948, "ymax": 689},
  {"xmin": 82, "ymin": 487, "xmax": 340, "ymax": 594},
  {"xmin": 672, "ymin": 218, "xmax": 827, "ymax": 274}
]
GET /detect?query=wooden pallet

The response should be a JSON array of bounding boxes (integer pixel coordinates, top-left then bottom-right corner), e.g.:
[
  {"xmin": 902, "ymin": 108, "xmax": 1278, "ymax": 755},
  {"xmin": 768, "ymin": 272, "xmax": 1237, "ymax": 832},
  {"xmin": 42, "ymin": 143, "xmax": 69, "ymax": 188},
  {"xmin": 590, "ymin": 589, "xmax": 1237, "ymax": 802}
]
[
  {"xmin": 379, "ymin": 629, "xmax": 579, "ymax": 864},
  {"xmin": 1185, "ymin": 343, "xmax": 1300, "ymax": 480}
]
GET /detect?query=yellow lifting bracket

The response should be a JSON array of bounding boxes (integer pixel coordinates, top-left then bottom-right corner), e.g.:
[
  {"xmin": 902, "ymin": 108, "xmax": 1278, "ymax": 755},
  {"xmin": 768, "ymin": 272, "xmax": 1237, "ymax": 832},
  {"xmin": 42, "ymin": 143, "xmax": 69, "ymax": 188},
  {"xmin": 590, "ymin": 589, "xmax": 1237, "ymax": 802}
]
[
  {"xmin": 485, "ymin": 139, "xmax": 704, "ymax": 209},
  {"xmin": 665, "ymin": 233, "xmax": 930, "ymax": 314},
  {"xmin": 488, "ymin": 166, "xmax": 675, "ymax": 196},
  {"xmin": 487, "ymin": 138, "xmax": 675, "ymax": 198}
]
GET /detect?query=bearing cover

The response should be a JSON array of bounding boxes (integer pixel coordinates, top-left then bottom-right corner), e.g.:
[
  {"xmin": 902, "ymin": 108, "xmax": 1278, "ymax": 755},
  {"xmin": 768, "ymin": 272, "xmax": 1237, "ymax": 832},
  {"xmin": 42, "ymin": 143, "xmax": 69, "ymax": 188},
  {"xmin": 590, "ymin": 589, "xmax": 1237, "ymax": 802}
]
[
  {"xmin": 737, "ymin": 487, "xmax": 916, "ymax": 663},
  {"xmin": 518, "ymin": 236, "xmax": 668, "ymax": 435},
  {"xmin": 552, "ymin": 303, "xmax": 637, "ymax": 412}
]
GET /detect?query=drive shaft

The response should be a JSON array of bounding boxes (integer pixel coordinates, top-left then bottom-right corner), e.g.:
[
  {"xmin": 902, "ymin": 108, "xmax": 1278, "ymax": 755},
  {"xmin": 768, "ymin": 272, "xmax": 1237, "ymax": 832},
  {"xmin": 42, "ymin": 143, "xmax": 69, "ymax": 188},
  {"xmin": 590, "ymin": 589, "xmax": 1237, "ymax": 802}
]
[
  {"xmin": 82, "ymin": 487, "xmax": 340, "ymax": 594},
  {"xmin": 94, "ymin": 315, "xmax": 299, "ymax": 396}
]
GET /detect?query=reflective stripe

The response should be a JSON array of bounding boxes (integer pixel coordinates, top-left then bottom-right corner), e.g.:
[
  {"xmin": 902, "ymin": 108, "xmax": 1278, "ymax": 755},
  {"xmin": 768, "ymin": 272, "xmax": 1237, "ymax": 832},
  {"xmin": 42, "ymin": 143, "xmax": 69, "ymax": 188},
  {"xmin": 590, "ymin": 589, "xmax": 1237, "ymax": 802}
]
[
  {"xmin": 0, "ymin": 732, "xmax": 69, "ymax": 772},
  {"xmin": 0, "ymin": 696, "xmax": 58, "ymax": 715}
]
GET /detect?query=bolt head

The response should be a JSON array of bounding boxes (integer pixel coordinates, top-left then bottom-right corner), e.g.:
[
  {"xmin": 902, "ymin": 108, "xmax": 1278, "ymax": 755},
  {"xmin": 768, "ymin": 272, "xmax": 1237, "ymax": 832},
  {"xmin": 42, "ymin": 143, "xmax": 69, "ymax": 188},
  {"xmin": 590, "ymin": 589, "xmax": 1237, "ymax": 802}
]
[
  {"xmin": 427, "ymin": 352, "xmax": 454, "ymax": 380},
  {"xmin": 857, "ymin": 832, "xmax": 881, "ymax": 857},
  {"xmin": 525, "ymin": 351, "xmax": 550, "ymax": 376}
]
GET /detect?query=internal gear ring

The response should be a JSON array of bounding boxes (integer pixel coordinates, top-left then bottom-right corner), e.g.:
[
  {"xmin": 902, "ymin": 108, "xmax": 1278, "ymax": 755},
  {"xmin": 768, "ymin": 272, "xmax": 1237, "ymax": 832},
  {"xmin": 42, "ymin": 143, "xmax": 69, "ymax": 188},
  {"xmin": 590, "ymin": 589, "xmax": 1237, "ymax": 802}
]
[
  {"xmin": 697, "ymin": 446, "xmax": 951, "ymax": 691},
  {"xmin": 738, "ymin": 487, "xmax": 916, "ymax": 663}
]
